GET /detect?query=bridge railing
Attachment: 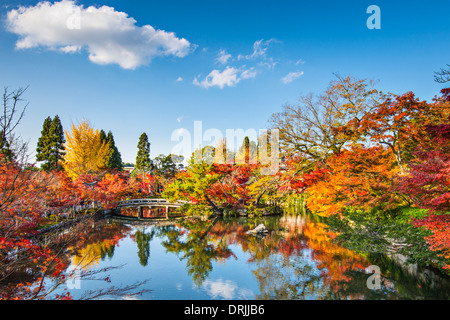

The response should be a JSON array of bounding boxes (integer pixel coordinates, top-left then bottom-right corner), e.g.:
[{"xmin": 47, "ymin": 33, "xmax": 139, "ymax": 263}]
[{"xmin": 116, "ymin": 198, "xmax": 190, "ymax": 207}]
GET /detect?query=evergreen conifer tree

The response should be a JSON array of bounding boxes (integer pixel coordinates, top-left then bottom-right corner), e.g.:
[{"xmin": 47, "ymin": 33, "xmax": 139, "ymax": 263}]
[
  {"xmin": 99, "ymin": 129, "xmax": 108, "ymax": 144},
  {"xmin": 135, "ymin": 132, "xmax": 151, "ymax": 170},
  {"xmin": 36, "ymin": 116, "xmax": 52, "ymax": 164},
  {"xmin": 106, "ymin": 131, "xmax": 123, "ymax": 171},
  {"xmin": 36, "ymin": 115, "xmax": 65, "ymax": 170}
]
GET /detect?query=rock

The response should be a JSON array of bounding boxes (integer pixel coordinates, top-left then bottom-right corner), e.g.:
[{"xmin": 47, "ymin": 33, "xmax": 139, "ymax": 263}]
[
  {"xmin": 237, "ymin": 208, "xmax": 247, "ymax": 216},
  {"xmin": 246, "ymin": 224, "xmax": 269, "ymax": 235}
]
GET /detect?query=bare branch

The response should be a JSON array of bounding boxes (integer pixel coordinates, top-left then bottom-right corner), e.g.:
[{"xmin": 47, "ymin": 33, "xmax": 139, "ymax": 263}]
[{"xmin": 434, "ymin": 64, "xmax": 450, "ymax": 83}]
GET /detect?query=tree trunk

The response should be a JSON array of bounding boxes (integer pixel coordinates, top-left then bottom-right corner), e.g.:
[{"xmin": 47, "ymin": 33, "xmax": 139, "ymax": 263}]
[
  {"xmin": 255, "ymin": 190, "xmax": 266, "ymax": 207},
  {"xmin": 200, "ymin": 216, "xmax": 220, "ymax": 240},
  {"xmin": 204, "ymin": 193, "xmax": 222, "ymax": 218}
]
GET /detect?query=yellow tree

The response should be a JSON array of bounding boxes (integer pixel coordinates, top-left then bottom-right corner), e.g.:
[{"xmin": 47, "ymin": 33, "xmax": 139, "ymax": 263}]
[{"xmin": 62, "ymin": 120, "xmax": 111, "ymax": 179}]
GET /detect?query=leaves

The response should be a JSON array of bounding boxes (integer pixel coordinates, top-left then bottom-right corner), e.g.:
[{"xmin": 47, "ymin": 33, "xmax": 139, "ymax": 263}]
[
  {"xmin": 135, "ymin": 132, "xmax": 151, "ymax": 170},
  {"xmin": 396, "ymin": 118, "xmax": 450, "ymax": 213},
  {"xmin": 62, "ymin": 120, "xmax": 111, "ymax": 179},
  {"xmin": 36, "ymin": 115, "xmax": 65, "ymax": 171}
]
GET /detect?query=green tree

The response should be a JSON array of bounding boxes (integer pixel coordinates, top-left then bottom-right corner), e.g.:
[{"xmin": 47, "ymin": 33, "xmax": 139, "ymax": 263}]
[
  {"xmin": 106, "ymin": 131, "xmax": 123, "ymax": 171},
  {"xmin": 98, "ymin": 129, "xmax": 123, "ymax": 171},
  {"xmin": 162, "ymin": 152, "xmax": 223, "ymax": 216},
  {"xmin": 99, "ymin": 129, "xmax": 107, "ymax": 144},
  {"xmin": 135, "ymin": 132, "xmax": 151, "ymax": 170},
  {"xmin": 153, "ymin": 154, "xmax": 183, "ymax": 178},
  {"xmin": 36, "ymin": 116, "xmax": 52, "ymax": 165},
  {"xmin": 36, "ymin": 115, "xmax": 65, "ymax": 171}
]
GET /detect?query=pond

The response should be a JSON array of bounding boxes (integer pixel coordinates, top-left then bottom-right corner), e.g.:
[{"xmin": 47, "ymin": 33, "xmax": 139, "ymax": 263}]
[{"xmin": 52, "ymin": 208, "xmax": 450, "ymax": 300}]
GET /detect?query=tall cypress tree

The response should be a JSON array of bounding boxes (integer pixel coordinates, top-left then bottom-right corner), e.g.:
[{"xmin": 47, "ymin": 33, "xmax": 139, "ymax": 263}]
[
  {"xmin": 99, "ymin": 129, "xmax": 123, "ymax": 171},
  {"xmin": 36, "ymin": 115, "xmax": 65, "ymax": 170},
  {"xmin": 136, "ymin": 132, "xmax": 151, "ymax": 170},
  {"xmin": 36, "ymin": 116, "xmax": 52, "ymax": 164},
  {"xmin": 106, "ymin": 131, "xmax": 123, "ymax": 171},
  {"xmin": 99, "ymin": 129, "xmax": 108, "ymax": 144},
  {"xmin": 48, "ymin": 115, "xmax": 65, "ymax": 170}
]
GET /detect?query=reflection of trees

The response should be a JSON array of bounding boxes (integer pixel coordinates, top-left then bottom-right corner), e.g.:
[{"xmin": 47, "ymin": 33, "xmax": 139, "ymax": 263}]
[
  {"xmin": 350, "ymin": 253, "xmax": 450, "ymax": 300},
  {"xmin": 237, "ymin": 216, "xmax": 371, "ymax": 299},
  {"xmin": 69, "ymin": 222, "xmax": 132, "ymax": 270},
  {"xmin": 134, "ymin": 227, "xmax": 155, "ymax": 267},
  {"xmin": 303, "ymin": 222, "xmax": 367, "ymax": 288},
  {"xmin": 14, "ymin": 218, "xmax": 142, "ymax": 300},
  {"xmin": 226, "ymin": 216, "xmax": 330, "ymax": 299},
  {"xmin": 158, "ymin": 218, "xmax": 236, "ymax": 287},
  {"xmin": 253, "ymin": 253, "xmax": 326, "ymax": 299},
  {"xmin": 74, "ymin": 213, "xmax": 450, "ymax": 300},
  {"xmin": 208, "ymin": 216, "xmax": 286, "ymax": 263},
  {"xmin": 259, "ymin": 219, "xmax": 370, "ymax": 300},
  {"xmin": 156, "ymin": 215, "xmax": 320, "ymax": 291},
  {"xmin": 72, "ymin": 240, "xmax": 116, "ymax": 269}
]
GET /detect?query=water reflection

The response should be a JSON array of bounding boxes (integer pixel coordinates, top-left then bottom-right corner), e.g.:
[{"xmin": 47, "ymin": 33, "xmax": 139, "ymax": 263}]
[
  {"xmin": 60, "ymin": 213, "xmax": 450, "ymax": 300},
  {"xmin": 133, "ymin": 227, "xmax": 155, "ymax": 266},
  {"xmin": 118, "ymin": 206, "xmax": 182, "ymax": 219},
  {"xmin": 68, "ymin": 222, "xmax": 133, "ymax": 269},
  {"xmin": 160, "ymin": 218, "xmax": 237, "ymax": 287},
  {"xmin": 201, "ymin": 278, "xmax": 254, "ymax": 300}
]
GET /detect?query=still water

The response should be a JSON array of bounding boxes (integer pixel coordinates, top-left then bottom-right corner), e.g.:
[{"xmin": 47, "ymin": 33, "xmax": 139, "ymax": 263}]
[{"xmin": 56, "ymin": 210, "xmax": 450, "ymax": 300}]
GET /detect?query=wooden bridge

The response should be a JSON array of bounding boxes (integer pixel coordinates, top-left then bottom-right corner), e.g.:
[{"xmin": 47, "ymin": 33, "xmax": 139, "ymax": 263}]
[
  {"xmin": 114, "ymin": 198, "xmax": 190, "ymax": 219},
  {"xmin": 116, "ymin": 198, "xmax": 190, "ymax": 208}
]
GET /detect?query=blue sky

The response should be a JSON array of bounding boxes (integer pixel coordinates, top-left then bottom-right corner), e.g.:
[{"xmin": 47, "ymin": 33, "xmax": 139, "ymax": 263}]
[{"xmin": 0, "ymin": 0, "xmax": 449, "ymax": 163}]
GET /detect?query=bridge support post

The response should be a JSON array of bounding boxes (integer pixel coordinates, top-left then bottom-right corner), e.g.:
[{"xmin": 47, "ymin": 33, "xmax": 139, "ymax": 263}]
[
  {"xmin": 138, "ymin": 206, "xmax": 143, "ymax": 219},
  {"xmin": 165, "ymin": 206, "xmax": 169, "ymax": 219}
]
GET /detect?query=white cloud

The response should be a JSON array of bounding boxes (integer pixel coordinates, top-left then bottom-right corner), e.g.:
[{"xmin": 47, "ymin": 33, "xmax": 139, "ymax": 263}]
[
  {"xmin": 295, "ymin": 58, "xmax": 305, "ymax": 65},
  {"xmin": 200, "ymin": 278, "xmax": 254, "ymax": 300},
  {"xmin": 176, "ymin": 76, "xmax": 183, "ymax": 82},
  {"xmin": 193, "ymin": 39, "xmax": 279, "ymax": 89},
  {"xmin": 121, "ymin": 295, "xmax": 141, "ymax": 300},
  {"xmin": 176, "ymin": 116, "xmax": 184, "ymax": 123},
  {"xmin": 237, "ymin": 38, "xmax": 276, "ymax": 60},
  {"xmin": 59, "ymin": 45, "xmax": 80, "ymax": 54},
  {"xmin": 258, "ymin": 57, "xmax": 278, "ymax": 70},
  {"xmin": 240, "ymin": 67, "xmax": 257, "ymax": 79},
  {"xmin": 281, "ymin": 71, "xmax": 304, "ymax": 84},
  {"xmin": 201, "ymin": 279, "xmax": 237, "ymax": 299},
  {"xmin": 216, "ymin": 49, "xmax": 232, "ymax": 65},
  {"xmin": 193, "ymin": 66, "xmax": 257, "ymax": 89},
  {"xmin": 193, "ymin": 66, "xmax": 240, "ymax": 89},
  {"xmin": 6, "ymin": 0, "xmax": 193, "ymax": 69}
]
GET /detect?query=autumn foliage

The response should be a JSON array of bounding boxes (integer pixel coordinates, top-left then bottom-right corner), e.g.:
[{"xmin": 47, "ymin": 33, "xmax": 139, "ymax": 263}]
[
  {"xmin": 285, "ymin": 86, "xmax": 450, "ymax": 270},
  {"xmin": 2, "ymin": 76, "xmax": 450, "ymax": 300},
  {"xmin": 0, "ymin": 150, "xmax": 165, "ymax": 299},
  {"xmin": 306, "ymin": 145, "xmax": 401, "ymax": 216},
  {"xmin": 62, "ymin": 120, "xmax": 111, "ymax": 179}
]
